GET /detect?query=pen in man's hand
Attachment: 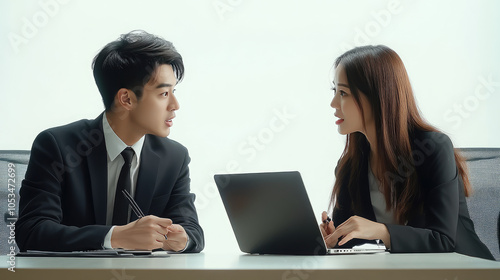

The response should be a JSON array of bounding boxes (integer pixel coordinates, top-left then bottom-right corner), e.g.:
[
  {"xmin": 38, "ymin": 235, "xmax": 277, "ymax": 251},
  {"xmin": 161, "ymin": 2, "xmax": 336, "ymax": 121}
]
[{"xmin": 122, "ymin": 189, "xmax": 168, "ymax": 240}]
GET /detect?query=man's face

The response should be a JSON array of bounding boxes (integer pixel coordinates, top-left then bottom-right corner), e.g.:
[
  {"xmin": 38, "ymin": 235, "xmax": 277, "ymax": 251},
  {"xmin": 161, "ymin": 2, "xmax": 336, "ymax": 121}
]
[{"xmin": 129, "ymin": 64, "xmax": 179, "ymax": 138}]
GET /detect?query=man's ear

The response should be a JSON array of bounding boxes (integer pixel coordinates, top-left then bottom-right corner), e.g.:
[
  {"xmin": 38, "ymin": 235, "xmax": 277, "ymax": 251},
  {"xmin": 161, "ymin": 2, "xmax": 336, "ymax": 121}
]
[{"xmin": 115, "ymin": 88, "xmax": 136, "ymax": 110}]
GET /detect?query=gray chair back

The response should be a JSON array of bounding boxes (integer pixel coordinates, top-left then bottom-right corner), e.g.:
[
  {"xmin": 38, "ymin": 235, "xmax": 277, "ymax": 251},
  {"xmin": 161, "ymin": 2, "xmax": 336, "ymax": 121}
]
[
  {"xmin": 460, "ymin": 148, "xmax": 500, "ymax": 260},
  {"xmin": 0, "ymin": 150, "xmax": 30, "ymax": 255}
]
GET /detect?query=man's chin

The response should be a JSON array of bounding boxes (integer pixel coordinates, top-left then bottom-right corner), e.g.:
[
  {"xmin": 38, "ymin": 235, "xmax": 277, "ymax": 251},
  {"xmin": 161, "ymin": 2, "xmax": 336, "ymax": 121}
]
[{"xmin": 151, "ymin": 128, "xmax": 170, "ymax": 138}]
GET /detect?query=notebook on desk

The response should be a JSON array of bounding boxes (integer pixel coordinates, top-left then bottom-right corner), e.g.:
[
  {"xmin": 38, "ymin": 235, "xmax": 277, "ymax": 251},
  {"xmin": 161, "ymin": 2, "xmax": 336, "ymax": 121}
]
[
  {"xmin": 214, "ymin": 171, "xmax": 387, "ymax": 255},
  {"xmin": 16, "ymin": 249, "xmax": 171, "ymax": 258}
]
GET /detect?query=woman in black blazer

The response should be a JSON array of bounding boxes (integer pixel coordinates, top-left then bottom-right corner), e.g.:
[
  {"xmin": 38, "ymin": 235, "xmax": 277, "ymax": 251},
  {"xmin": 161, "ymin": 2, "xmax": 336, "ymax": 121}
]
[{"xmin": 320, "ymin": 45, "xmax": 494, "ymax": 260}]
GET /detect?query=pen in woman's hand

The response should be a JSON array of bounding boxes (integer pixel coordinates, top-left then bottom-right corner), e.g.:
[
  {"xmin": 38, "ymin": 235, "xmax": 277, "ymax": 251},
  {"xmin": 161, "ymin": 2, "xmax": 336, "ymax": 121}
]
[{"xmin": 321, "ymin": 211, "xmax": 335, "ymax": 236}]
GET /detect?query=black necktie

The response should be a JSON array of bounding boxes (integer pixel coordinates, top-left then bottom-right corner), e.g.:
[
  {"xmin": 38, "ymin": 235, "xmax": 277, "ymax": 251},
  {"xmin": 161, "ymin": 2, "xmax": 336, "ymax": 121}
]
[{"xmin": 112, "ymin": 147, "xmax": 135, "ymax": 225}]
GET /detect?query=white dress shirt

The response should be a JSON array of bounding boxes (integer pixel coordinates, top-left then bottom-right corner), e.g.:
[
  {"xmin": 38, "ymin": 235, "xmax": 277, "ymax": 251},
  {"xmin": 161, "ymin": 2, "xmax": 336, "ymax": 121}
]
[{"xmin": 102, "ymin": 113, "xmax": 144, "ymax": 248}]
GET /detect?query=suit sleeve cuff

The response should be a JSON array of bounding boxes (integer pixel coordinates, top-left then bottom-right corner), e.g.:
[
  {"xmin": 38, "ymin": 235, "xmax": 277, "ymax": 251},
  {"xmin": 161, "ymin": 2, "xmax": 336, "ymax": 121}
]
[
  {"xmin": 177, "ymin": 233, "xmax": 191, "ymax": 253},
  {"xmin": 102, "ymin": 226, "xmax": 115, "ymax": 249}
]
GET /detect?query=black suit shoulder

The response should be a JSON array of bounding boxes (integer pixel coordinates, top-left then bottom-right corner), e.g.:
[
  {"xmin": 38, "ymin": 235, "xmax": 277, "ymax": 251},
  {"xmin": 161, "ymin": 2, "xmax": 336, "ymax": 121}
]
[
  {"xmin": 411, "ymin": 130, "xmax": 453, "ymax": 158},
  {"xmin": 32, "ymin": 117, "xmax": 104, "ymax": 157},
  {"xmin": 146, "ymin": 134, "xmax": 188, "ymax": 156},
  {"xmin": 410, "ymin": 130, "xmax": 457, "ymax": 192},
  {"xmin": 39, "ymin": 118, "xmax": 98, "ymax": 139}
]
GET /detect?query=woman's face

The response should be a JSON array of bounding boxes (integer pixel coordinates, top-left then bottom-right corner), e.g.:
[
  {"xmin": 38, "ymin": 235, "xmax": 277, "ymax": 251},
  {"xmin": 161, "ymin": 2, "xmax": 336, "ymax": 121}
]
[{"xmin": 330, "ymin": 64, "xmax": 373, "ymax": 136}]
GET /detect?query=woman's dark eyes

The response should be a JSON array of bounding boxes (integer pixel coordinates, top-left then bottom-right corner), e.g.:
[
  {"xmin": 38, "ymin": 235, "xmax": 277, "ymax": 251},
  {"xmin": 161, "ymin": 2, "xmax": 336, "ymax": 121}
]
[{"xmin": 331, "ymin": 87, "xmax": 347, "ymax": 97}]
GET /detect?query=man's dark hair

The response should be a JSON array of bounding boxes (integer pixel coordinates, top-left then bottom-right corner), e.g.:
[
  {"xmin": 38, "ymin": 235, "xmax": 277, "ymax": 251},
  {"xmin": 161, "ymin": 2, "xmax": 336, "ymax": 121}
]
[{"xmin": 92, "ymin": 30, "xmax": 184, "ymax": 111}]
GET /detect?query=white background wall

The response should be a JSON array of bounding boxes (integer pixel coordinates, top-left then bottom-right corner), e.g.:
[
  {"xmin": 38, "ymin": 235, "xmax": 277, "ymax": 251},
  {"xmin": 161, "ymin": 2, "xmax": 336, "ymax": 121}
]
[{"xmin": 1, "ymin": 0, "xmax": 499, "ymax": 253}]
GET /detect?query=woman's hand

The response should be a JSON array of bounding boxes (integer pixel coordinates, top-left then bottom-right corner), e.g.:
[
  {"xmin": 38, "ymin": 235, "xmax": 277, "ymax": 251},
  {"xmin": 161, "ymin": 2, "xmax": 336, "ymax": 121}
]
[
  {"xmin": 320, "ymin": 211, "xmax": 336, "ymax": 247},
  {"xmin": 325, "ymin": 215, "xmax": 391, "ymax": 249}
]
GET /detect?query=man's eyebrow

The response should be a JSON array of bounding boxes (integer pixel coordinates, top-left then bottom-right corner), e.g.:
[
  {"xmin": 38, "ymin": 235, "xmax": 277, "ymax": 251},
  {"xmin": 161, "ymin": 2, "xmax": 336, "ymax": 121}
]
[{"xmin": 155, "ymin": 83, "xmax": 174, "ymax": 89}]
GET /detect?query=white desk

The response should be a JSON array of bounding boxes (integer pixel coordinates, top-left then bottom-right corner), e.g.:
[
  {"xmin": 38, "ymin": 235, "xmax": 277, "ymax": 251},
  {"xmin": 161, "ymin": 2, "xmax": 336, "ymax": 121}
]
[{"xmin": 1, "ymin": 252, "xmax": 500, "ymax": 280}]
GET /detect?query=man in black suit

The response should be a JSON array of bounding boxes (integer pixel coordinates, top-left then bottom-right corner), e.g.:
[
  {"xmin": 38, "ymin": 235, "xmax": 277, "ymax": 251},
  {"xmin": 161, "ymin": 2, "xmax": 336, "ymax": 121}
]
[{"xmin": 15, "ymin": 30, "xmax": 204, "ymax": 252}]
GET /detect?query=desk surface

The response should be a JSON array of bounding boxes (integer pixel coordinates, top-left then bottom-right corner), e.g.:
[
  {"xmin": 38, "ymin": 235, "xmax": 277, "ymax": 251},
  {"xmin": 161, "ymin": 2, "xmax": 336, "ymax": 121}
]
[{"xmin": 2, "ymin": 252, "xmax": 500, "ymax": 280}]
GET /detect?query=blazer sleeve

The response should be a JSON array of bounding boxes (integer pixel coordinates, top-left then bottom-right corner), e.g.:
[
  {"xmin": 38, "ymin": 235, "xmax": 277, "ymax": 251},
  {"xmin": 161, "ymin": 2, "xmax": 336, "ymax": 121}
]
[
  {"xmin": 162, "ymin": 148, "xmax": 204, "ymax": 253},
  {"xmin": 15, "ymin": 130, "xmax": 111, "ymax": 252},
  {"xmin": 385, "ymin": 133, "xmax": 460, "ymax": 253}
]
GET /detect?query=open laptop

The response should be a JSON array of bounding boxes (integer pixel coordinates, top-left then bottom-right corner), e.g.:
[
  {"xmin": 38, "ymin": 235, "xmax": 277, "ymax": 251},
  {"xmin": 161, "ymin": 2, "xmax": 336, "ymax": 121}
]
[{"xmin": 214, "ymin": 171, "xmax": 387, "ymax": 255}]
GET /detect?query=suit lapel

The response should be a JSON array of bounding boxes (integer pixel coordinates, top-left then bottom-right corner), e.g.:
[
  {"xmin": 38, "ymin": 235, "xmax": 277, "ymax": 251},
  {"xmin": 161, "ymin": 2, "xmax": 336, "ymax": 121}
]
[
  {"xmin": 87, "ymin": 113, "xmax": 108, "ymax": 225},
  {"xmin": 134, "ymin": 135, "xmax": 160, "ymax": 219}
]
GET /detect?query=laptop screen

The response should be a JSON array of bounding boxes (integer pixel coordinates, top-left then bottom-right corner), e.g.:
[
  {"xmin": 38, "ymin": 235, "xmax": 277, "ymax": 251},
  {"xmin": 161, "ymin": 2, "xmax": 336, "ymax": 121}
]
[{"xmin": 215, "ymin": 171, "xmax": 327, "ymax": 255}]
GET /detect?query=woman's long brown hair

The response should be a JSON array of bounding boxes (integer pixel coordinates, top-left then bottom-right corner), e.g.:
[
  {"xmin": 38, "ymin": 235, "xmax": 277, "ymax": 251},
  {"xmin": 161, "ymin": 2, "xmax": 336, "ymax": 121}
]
[{"xmin": 330, "ymin": 45, "xmax": 470, "ymax": 224}]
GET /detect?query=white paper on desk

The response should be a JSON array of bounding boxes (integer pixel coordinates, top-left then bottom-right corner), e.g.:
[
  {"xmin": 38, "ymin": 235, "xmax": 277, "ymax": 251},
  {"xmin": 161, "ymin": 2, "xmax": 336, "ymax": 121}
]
[
  {"xmin": 19, "ymin": 249, "xmax": 152, "ymax": 257},
  {"xmin": 352, "ymin": 243, "xmax": 386, "ymax": 250}
]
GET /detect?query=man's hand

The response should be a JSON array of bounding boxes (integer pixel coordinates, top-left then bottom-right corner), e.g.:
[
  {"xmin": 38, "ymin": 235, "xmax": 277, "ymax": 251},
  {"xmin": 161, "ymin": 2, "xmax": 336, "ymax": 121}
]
[
  {"xmin": 162, "ymin": 224, "xmax": 189, "ymax": 252},
  {"xmin": 111, "ymin": 215, "xmax": 172, "ymax": 250}
]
